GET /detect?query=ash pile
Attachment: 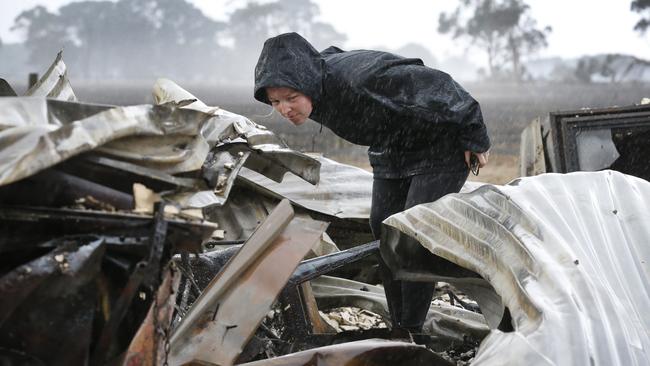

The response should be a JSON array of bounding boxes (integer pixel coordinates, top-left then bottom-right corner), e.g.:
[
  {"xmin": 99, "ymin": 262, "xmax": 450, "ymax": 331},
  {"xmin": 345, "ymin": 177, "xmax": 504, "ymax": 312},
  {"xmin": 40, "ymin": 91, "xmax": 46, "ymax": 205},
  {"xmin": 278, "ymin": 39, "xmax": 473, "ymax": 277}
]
[{"xmin": 0, "ymin": 54, "xmax": 489, "ymax": 366}]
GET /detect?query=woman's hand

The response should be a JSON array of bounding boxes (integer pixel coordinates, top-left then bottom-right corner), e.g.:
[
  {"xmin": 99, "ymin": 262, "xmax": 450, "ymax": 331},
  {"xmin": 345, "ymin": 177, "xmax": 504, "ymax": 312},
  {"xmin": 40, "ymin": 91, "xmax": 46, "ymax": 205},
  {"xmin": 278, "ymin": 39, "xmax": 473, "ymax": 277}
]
[{"xmin": 464, "ymin": 150, "xmax": 489, "ymax": 169}]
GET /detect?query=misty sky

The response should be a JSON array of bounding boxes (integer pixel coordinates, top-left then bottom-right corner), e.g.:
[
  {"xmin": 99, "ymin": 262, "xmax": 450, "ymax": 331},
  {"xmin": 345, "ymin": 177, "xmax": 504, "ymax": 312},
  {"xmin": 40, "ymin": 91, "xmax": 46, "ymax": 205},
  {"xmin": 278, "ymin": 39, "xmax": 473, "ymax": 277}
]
[{"xmin": 2, "ymin": 0, "xmax": 650, "ymax": 63}]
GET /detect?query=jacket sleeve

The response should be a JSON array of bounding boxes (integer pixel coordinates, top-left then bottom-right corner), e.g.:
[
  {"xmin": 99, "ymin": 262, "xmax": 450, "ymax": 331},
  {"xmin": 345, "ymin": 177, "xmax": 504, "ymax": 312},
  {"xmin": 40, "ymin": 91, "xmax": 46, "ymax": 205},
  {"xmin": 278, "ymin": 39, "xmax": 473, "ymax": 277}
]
[{"xmin": 359, "ymin": 56, "xmax": 491, "ymax": 153}]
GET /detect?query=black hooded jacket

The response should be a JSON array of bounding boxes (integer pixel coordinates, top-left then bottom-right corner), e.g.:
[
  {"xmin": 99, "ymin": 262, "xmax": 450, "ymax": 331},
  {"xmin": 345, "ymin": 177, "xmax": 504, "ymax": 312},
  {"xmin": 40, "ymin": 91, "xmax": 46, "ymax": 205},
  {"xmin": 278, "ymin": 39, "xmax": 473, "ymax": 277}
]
[{"xmin": 254, "ymin": 33, "xmax": 490, "ymax": 178}]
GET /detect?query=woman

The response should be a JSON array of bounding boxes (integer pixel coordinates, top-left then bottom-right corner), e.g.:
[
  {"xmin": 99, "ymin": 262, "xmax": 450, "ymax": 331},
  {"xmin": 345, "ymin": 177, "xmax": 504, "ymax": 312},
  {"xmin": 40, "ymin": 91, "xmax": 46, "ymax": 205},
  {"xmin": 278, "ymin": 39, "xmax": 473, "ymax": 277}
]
[{"xmin": 254, "ymin": 32, "xmax": 490, "ymax": 334}]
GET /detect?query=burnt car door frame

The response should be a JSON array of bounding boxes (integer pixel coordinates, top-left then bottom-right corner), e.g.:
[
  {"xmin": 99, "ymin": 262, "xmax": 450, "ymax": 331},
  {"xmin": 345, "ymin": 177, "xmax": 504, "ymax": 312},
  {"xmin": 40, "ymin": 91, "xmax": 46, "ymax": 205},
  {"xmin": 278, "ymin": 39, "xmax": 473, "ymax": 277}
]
[{"xmin": 549, "ymin": 104, "xmax": 650, "ymax": 172}]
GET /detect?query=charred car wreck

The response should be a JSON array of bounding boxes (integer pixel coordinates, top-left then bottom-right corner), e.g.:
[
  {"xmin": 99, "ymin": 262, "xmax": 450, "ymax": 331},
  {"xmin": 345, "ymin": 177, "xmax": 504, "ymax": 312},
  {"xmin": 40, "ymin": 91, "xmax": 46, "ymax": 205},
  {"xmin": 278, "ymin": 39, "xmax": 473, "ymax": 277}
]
[
  {"xmin": 519, "ymin": 102, "xmax": 650, "ymax": 181},
  {"xmin": 1, "ymin": 55, "xmax": 649, "ymax": 366}
]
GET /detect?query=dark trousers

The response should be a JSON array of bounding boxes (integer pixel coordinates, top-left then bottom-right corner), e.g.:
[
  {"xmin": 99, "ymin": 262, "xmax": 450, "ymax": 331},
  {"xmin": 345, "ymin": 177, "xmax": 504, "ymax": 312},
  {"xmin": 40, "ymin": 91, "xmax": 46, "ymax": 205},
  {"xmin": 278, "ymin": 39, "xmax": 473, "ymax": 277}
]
[{"xmin": 370, "ymin": 170, "xmax": 468, "ymax": 331}]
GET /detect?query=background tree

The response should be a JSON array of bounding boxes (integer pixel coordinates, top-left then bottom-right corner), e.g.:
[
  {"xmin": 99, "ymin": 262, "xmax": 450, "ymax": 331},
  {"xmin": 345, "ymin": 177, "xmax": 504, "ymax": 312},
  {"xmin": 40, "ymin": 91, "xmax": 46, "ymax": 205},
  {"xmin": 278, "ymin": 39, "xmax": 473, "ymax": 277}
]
[
  {"xmin": 12, "ymin": 0, "xmax": 344, "ymax": 84},
  {"xmin": 12, "ymin": 5, "xmax": 76, "ymax": 73},
  {"xmin": 574, "ymin": 54, "xmax": 650, "ymax": 83},
  {"xmin": 632, "ymin": 0, "xmax": 650, "ymax": 33},
  {"xmin": 12, "ymin": 0, "xmax": 226, "ymax": 80},
  {"xmin": 438, "ymin": 0, "xmax": 551, "ymax": 81},
  {"xmin": 224, "ymin": 0, "xmax": 346, "ymax": 83}
]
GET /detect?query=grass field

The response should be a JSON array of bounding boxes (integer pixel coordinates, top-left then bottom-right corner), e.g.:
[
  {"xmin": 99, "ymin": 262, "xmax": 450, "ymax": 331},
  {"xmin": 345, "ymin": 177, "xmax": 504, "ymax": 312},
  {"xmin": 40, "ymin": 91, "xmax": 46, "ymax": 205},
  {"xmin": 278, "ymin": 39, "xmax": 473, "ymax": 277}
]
[{"xmin": 14, "ymin": 79, "xmax": 648, "ymax": 184}]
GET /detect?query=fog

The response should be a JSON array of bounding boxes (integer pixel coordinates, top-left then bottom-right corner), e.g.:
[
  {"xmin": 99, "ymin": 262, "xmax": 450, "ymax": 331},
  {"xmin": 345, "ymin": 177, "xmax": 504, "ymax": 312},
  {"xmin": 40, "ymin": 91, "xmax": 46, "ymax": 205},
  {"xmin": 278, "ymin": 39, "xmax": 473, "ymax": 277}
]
[
  {"xmin": 3, "ymin": 0, "xmax": 650, "ymax": 86},
  {"xmin": 2, "ymin": 0, "xmax": 650, "ymax": 182}
]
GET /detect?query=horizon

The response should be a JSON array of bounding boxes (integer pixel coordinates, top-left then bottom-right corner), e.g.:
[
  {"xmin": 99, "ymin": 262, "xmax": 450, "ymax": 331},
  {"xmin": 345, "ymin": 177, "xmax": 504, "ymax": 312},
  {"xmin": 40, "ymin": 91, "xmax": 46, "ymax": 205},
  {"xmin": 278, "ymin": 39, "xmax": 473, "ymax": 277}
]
[{"xmin": 1, "ymin": 0, "xmax": 649, "ymax": 66}]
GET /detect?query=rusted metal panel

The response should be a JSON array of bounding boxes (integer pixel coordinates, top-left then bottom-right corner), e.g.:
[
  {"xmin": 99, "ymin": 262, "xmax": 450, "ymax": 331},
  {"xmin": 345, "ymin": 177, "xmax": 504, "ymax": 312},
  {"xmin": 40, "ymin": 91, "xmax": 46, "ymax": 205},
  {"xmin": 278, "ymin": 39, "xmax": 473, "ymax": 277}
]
[
  {"xmin": 170, "ymin": 199, "xmax": 329, "ymax": 365},
  {"xmin": 91, "ymin": 203, "xmax": 169, "ymax": 364},
  {"xmin": 122, "ymin": 264, "xmax": 181, "ymax": 366},
  {"xmin": 298, "ymin": 282, "xmax": 335, "ymax": 334}
]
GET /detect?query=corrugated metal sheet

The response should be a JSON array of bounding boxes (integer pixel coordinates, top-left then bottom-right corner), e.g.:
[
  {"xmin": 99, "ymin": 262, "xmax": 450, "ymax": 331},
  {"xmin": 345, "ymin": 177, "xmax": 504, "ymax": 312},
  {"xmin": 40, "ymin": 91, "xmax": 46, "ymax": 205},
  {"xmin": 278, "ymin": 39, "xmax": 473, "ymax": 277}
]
[
  {"xmin": 382, "ymin": 171, "xmax": 650, "ymax": 365},
  {"xmin": 0, "ymin": 99, "xmax": 209, "ymax": 186},
  {"xmin": 169, "ymin": 200, "xmax": 329, "ymax": 365},
  {"xmin": 0, "ymin": 56, "xmax": 320, "ymax": 205},
  {"xmin": 237, "ymin": 156, "xmax": 372, "ymax": 219},
  {"xmin": 153, "ymin": 78, "xmax": 320, "ymax": 185},
  {"xmin": 151, "ymin": 78, "xmax": 321, "ymax": 208},
  {"xmin": 24, "ymin": 51, "xmax": 76, "ymax": 101}
]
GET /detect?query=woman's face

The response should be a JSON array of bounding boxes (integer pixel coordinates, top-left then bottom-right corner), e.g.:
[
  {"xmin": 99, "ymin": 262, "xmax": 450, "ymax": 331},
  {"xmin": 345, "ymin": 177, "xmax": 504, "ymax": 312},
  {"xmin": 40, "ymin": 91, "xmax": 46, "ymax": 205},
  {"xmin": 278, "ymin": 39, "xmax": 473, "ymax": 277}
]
[{"xmin": 266, "ymin": 87, "xmax": 312, "ymax": 126}]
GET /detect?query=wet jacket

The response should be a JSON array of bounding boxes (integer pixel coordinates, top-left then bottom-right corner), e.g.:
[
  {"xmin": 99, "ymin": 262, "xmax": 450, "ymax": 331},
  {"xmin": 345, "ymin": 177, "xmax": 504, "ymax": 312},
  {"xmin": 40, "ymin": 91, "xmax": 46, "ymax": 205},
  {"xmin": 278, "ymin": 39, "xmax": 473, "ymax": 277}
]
[{"xmin": 254, "ymin": 33, "xmax": 490, "ymax": 178}]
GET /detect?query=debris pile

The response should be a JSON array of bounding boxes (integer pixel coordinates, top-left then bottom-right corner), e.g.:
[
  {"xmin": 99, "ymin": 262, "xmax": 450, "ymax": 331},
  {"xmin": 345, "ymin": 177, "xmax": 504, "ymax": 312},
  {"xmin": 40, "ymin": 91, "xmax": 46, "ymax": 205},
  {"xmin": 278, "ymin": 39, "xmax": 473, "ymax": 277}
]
[
  {"xmin": 519, "ymin": 102, "xmax": 650, "ymax": 180},
  {"xmin": 319, "ymin": 307, "xmax": 388, "ymax": 332},
  {"xmin": 440, "ymin": 346, "xmax": 478, "ymax": 366},
  {"xmin": 1, "ymin": 54, "xmax": 491, "ymax": 365},
  {"xmin": 8, "ymin": 53, "xmax": 650, "ymax": 366},
  {"xmin": 0, "ymin": 54, "xmax": 325, "ymax": 364},
  {"xmin": 433, "ymin": 282, "xmax": 481, "ymax": 313}
]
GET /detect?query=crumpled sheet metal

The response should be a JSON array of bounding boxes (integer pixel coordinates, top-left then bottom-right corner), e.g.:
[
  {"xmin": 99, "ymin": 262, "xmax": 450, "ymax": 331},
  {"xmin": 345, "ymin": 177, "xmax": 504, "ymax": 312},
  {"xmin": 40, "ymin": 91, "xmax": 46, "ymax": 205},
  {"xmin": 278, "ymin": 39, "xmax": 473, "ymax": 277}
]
[
  {"xmin": 169, "ymin": 200, "xmax": 328, "ymax": 365},
  {"xmin": 122, "ymin": 265, "xmax": 181, "ymax": 366},
  {"xmin": 238, "ymin": 155, "xmax": 372, "ymax": 219},
  {"xmin": 24, "ymin": 51, "xmax": 77, "ymax": 101},
  {"xmin": 152, "ymin": 78, "xmax": 320, "ymax": 208},
  {"xmin": 153, "ymin": 78, "xmax": 319, "ymax": 186},
  {"xmin": 201, "ymin": 186, "xmax": 279, "ymax": 242},
  {"xmin": 96, "ymin": 129, "xmax": 211, "ymax": 174},
  {"xmin": 238, "ymin": 339, "xmax": 448, "ymax": 366},
  {"xmin": 382, "ymin": 171, "xmax": 650, "ymax": 365},
  {"xmin": 0, "ymin": 97, "xmax": 211, "ymax": 186},
  {"xmin": 0, "ymin": 53, "xmax": 318, "ymax": 197}
]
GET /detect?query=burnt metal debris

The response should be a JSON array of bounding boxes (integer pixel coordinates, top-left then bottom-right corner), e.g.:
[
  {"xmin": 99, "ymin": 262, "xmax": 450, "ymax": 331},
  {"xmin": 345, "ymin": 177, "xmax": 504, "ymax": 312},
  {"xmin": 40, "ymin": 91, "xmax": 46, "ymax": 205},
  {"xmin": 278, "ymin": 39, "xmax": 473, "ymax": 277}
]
[
  {"xmin": 15, "ymin": 52, "xmax": 648, "ymax": 366},
  {"xmin": 520, "ymin": 102, "xmax": 650, "ymax": 180},
  {"xmin": 0, "ymin": 55, "xmax": 330, "ymax": 365},
  {"xmin": 169, "ymin": 200, "xmax": 328, "ymax": 365},
  {"xmin": 2, "ymin": 54, "xmax": 469, "ymax": 366}
]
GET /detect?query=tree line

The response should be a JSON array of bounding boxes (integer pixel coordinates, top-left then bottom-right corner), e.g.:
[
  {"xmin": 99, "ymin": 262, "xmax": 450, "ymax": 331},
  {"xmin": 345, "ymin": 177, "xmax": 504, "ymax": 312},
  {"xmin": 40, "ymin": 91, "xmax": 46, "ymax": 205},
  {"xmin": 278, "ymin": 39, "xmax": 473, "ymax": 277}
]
[
  {"xmin": 7, "ymin": 0, "xmax": 346, "ymax": 82},
  {"xmin": 1, "ymin": 0, "xmax": 648, "ymax": 83}
]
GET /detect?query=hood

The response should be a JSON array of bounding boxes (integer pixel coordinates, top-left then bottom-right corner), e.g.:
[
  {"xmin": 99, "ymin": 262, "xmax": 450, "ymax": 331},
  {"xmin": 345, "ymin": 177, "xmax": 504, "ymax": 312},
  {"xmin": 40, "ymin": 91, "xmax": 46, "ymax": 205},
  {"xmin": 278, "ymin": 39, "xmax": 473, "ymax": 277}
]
[{"xmin": 254, "ymin": 32, "xmax": 323, "ymax": 105}]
